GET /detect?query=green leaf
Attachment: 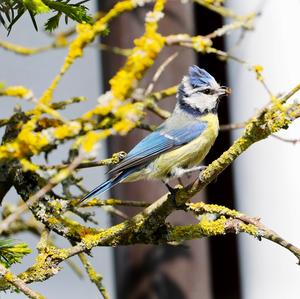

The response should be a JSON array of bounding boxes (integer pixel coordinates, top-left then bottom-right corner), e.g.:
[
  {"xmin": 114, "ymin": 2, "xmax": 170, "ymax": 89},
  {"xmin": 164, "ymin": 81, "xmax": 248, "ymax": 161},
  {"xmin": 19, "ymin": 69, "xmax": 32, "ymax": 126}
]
[
  {"xmin": 102, "ymin": 27, "xmax": 110, "ymax": 37},
  {"xmin": 42, "ymin": 0, "xmax": 93, "ymax": 25},
  {"xmin": 28, "ymin": 9, "xmax": 39, "ymax": 31},
  {"xmin": 0, "ymin": 0, "xmax": 92, "ymax": 33},
  {"xmin": 44, "ymin": 11, "xmax": 61, "ymax": 31},
  {"xmin": 0, "ymin": 239, "xmax": 31, "ymax": 268},
  {"xmin": 7, "ymin": 7, "xmax": 26, "ymax": 34}
]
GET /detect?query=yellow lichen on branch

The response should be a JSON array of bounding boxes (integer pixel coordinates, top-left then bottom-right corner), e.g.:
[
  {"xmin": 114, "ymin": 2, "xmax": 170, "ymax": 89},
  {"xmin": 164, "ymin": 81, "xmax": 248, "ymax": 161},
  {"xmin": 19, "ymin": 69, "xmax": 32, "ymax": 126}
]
[
  {"xmin": 80, "ymin": 130, "xmax": 111, "ymax": 153},
  {"xmin": 0, "ymin": 117, "xmax": 49, "ymax": 159},
  {"xmin": 0, "ymin": 40, "xmax": 52, "ymax": 55},
  {"xmin": 0, "ymin": 1, "xmax": 166, "ymax": 161},
  {"xmin": 0, "ymin": 86, "xmax": 33, "ymax": 99},
  {"xmin": 81, "ymin": 0, "xmax": 166, "ymax": 136},
  {"xmin": 38, "ymin": 1, "xmax": 136, "ymax": 105},
  {"xmin": 110, "ymin": 0, "xmax": 166, "ymax": 100}
]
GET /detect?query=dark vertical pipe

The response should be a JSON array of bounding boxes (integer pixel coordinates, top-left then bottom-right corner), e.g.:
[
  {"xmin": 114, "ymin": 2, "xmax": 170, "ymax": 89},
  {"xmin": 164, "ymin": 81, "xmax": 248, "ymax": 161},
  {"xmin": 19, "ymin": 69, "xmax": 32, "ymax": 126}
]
[{"xmin": 194, "ymin": 5, "xmax": 241, "ymax": 299}]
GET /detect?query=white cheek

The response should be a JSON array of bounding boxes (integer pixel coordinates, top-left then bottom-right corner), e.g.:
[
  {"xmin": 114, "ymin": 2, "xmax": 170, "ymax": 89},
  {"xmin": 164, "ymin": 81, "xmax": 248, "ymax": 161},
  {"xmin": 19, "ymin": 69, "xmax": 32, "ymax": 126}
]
[{"xmin": 187, "ymin": 94, "xmax": 217, "ymax": 112}]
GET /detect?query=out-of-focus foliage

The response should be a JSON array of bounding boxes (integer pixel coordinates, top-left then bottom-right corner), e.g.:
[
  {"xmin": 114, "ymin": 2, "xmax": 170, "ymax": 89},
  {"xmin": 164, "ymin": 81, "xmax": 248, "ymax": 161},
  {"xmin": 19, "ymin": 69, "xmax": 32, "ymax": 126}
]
[
  {"xmin": 0, "ymin": 239, "xmax": 31, "ymax": 268},
  {"xmin": 0, "ymin": 0, "xmax": 93, "ymax": 33}
]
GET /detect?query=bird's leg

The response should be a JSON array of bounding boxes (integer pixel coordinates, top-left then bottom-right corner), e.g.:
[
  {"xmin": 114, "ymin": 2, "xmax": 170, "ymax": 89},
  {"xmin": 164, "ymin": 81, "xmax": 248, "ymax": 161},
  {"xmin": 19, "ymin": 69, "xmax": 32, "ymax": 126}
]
[
  {"xmin": 171, "ymin": 165, "xmax": 207, "ymax": 179},
  {"xmin": 177, "ymin": 177, "xmax": 184, "ymax": 186},
  {"xmin": 164, "ymin": 181, "xmax": 175, "ymax": 193},
  {"xmin": 186, "ymin": 165, "xmax": 207, "ymax": 179},
  {"xmin": 162, "ymin": 180, "xmax": 178, "ymax": 206}
]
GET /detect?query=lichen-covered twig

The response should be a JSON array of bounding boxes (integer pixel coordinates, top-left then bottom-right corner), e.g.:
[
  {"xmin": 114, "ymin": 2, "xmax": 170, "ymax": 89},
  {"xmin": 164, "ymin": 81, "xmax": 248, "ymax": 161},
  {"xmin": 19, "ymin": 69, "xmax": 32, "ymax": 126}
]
[
  {"xmin": 79, "ymin": 198, "xmax": 150, "ymax": 208},
  {"xmin": 0, "ymin": 263, "xmax": 45, "ymax": 299},
  {"xmin": 221, "ymin": 123, "xmax": 300, "ymax": 146},
  {"xmin": 0, "ymin": 39, "xmax": 133, "ymax": 57},
  {"xmin": 43, "ymin": 151, "xmax": 126, "ymax": 170},
  {"xmin": 193, "ymin": 0, "xmax": 248, "ymax": 20},
  {"xmin": 186, "ymin": 202, "xmax": 300, "ymax": 263},
  {"xmin": 0, "ymin": 154, "xmax": 84, "ymax": 234},
  {"xmin": 78, "ymin": 253, "xmax": 110, "ymax": 299},
  {"xmin": 0, "ymin": 40, "xmax": 53, "ymax": 55}
]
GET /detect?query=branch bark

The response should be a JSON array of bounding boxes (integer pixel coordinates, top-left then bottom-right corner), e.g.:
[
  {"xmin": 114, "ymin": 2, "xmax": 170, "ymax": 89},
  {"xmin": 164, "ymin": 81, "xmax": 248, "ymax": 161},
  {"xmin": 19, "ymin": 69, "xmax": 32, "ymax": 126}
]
[{"xmin": 0, "ymin": 264, "xmax": 45, "ymax": 299}]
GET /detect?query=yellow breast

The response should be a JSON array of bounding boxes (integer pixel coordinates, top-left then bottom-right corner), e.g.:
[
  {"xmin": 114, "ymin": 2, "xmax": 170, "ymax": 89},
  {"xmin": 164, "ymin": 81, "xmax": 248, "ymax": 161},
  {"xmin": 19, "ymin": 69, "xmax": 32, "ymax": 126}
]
[{"xmin": 150, "ymin": 113, "xmax": 219, "ymax": 179}]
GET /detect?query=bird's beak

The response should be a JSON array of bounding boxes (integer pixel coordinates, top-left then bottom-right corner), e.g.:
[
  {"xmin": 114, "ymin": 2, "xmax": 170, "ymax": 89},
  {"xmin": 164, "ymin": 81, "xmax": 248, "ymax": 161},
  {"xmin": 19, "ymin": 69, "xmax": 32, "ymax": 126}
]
[{"xmin": 219, "ymin": 86, "xmax": 231, "ymax": 97}]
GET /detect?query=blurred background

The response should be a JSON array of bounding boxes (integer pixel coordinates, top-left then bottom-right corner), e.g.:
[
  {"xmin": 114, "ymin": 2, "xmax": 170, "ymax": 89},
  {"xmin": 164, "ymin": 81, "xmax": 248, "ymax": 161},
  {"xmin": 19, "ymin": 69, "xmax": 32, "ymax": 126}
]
[{"xmin": 1, "ymin": 0, "xmax": 300, "ymax": 298}]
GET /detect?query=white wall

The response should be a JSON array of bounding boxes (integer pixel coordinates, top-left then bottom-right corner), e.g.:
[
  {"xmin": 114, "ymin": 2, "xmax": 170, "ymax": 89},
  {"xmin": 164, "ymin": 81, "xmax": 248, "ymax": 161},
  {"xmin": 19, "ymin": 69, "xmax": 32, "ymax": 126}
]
[
  {"xmin": 226, "ymin": 1, "xmax": 300, "ymax": 298},
  {"xmin": 0, "ymin": 5, "xmax": 115, "ymax": 299}
]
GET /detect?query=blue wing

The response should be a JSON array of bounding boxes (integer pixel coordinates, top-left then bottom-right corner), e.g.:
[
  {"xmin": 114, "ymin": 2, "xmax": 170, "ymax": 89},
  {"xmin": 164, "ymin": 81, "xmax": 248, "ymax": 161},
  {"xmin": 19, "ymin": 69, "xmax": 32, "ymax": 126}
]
[
  {"xmin": 80, "ymin": 117, "xmax": 208, "ymax": 202},
  {"xmin": 108, "ymin": 118, "xmax": 207, "ymax": 176}
]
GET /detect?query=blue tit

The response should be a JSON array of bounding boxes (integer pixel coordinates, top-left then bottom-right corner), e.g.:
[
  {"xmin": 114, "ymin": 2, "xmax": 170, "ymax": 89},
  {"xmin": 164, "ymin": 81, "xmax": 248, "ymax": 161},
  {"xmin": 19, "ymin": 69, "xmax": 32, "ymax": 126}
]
[{"xmin": 80, "ymin": 65, "xmax": 230, "ymax": 202}]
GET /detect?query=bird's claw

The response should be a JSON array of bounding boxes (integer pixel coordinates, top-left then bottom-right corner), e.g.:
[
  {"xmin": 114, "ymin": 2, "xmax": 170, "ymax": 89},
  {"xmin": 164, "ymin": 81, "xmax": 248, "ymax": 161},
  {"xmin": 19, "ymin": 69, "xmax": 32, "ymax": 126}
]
[
  {"xmin": 166, "ymin": 183, "xmax": 175, "ymax": 193},
  {"xmin": 198, "ymin": 165, "xmax": 207, "ymax": 181},
  {"xmin": 165, "ymin": 183, "xmax": 179, "ymax": 207}
]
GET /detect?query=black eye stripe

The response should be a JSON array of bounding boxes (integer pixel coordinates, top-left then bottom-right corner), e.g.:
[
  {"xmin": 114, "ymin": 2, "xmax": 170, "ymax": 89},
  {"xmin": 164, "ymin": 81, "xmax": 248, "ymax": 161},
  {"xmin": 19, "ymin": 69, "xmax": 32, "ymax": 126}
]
[{"xmin": 194, "ymin": 88, "xmax": 214, "ymax": 95}]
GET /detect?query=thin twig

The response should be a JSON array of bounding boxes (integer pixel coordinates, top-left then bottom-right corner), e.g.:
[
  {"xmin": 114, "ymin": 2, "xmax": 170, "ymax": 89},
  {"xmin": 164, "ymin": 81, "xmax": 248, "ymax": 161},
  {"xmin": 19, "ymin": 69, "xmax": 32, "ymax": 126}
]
[
  {"xmin": 79, "ymin": 198, "xmax": 151, "ymax": 208},
  {"xmin": 0, "ymin": 39, "xmax": 133, "ymax": 57},
  {"xmin": 144, "ymin": 52, "xmax": 178, "ymax": 95},
  {"xmin": 136, "ymin": 123, "xmax": 156, "ymax": 132},
  {"xmin": 102, "ymin": 206, "xmax": 129, "ymax": 220},
  {"xmin": 146, "ymin": 102, "xmax": 171, "ymax": 119},
  {"xmin": 0, "ymin": 40, "xmax": 53, "ymax": 55},
  {"xmin": 271, "ymin": 134, "xmax": 300, "ymax": 144},
  {"xmin": 220, "ymin": 122, "xmax": 245, "ymax": 131},
  {"xmin": 280, "ymin": 82, "xmax": 300, "ymax": 103},
  {"xmin": 42, "ymin": 151, "xmax": 126, "ymax": 170},
  {"xmin": 0, "ymin": 118, "xmax": 8, "ymax": 127},
  {"xmin": 93, "ymin": 43, "xmax": 133, "ymax": 56},
  {"xmin": 206, "ymin": 16, "xmax": 254, "ymax": 39},
  {"xmin": 0, "ymin": 264, "xmax": 45, "ymax": 299},
  {"xmin": 210, "ymin": 48, "xmax": 277, "ymax": 99},
  {"xmin": 193, "ymin": 0, "xmax": 246, "ymax": 19},
  {"xmin": 78, "ymin": 253, "xmax": 110, "ymax": 299}
]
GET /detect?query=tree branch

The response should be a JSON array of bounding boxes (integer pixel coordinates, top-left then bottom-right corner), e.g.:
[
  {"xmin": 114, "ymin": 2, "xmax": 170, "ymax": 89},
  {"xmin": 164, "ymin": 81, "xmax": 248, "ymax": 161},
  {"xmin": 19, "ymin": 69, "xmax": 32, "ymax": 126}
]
[
  {"xmin": 0, "ymin": 264, "xmax": 45, "ymax": 299},
  {"xmin": 78, "ymin": 253, "xmax": 110, "ymax": 299}
]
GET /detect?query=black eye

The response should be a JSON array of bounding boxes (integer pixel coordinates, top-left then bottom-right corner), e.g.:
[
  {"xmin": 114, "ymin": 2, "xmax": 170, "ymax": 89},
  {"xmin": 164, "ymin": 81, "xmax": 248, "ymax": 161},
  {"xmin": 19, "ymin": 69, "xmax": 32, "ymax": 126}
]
[{"xmin": 202, "ymin": 88, "xmax": 211, "ymax": 95}]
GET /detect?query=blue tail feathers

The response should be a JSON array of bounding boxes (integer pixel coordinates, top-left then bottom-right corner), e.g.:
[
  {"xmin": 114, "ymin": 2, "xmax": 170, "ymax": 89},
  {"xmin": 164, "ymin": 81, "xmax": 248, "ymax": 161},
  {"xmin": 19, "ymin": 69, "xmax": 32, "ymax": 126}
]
[
  {"xmin": 79, "ymin": 169, "xmax": 134, "ymax": 204},
  {"xmin": 79, "ymin": 179, "xmax": 115, "ymax": 203}
]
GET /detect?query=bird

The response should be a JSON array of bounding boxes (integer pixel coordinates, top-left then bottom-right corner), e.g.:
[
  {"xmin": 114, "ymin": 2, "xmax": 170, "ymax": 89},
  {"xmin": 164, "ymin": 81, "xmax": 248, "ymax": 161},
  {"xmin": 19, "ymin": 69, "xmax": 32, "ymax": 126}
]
[{"xmin": 79, "ymin": 65, "xmax": 230, "ymax": 203}]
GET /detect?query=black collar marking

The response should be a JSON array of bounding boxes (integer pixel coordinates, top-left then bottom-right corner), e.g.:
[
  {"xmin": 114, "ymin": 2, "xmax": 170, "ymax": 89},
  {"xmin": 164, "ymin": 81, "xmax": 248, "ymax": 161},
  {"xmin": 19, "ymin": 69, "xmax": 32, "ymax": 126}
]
[{"xmin": 178, "ymin": 97, "xmax": 218, "ymax": 116}]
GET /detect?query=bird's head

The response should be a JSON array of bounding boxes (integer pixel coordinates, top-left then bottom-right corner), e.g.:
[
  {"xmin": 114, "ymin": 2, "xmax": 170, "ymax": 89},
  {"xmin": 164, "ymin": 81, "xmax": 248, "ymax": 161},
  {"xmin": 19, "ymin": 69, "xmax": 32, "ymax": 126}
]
[{"xmin": 177, "ymin": 65, "xmax": 230, "ymax": 114}]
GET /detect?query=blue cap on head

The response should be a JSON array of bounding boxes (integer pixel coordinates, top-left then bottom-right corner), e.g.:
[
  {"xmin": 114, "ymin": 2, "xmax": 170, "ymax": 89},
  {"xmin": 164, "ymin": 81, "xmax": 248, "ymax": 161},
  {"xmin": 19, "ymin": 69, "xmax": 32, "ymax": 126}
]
[{"xmin": 188, "ymin": 65, "xmax": 216, "ymax": 88}]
